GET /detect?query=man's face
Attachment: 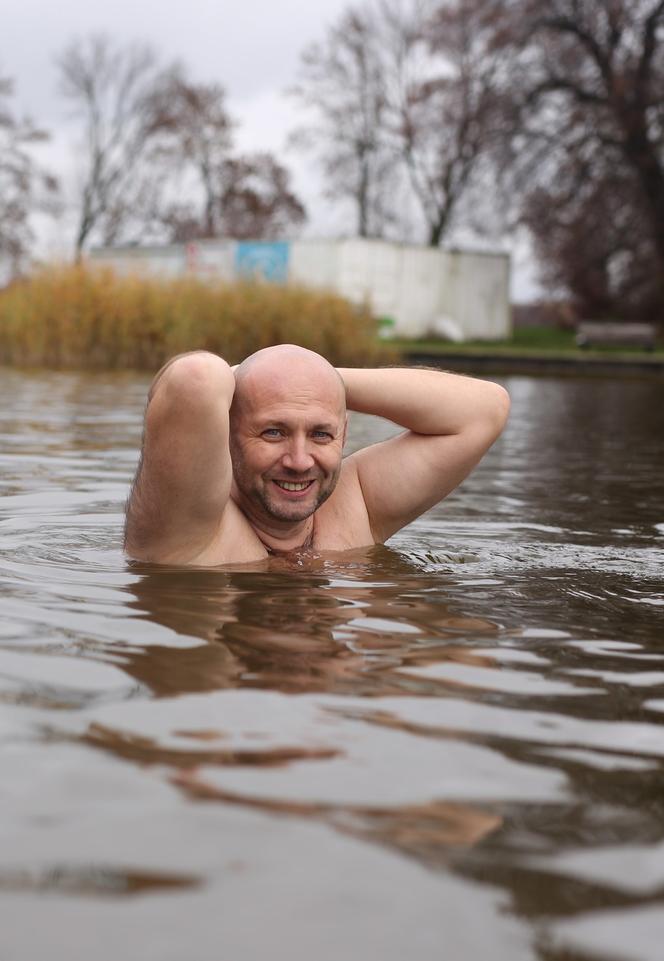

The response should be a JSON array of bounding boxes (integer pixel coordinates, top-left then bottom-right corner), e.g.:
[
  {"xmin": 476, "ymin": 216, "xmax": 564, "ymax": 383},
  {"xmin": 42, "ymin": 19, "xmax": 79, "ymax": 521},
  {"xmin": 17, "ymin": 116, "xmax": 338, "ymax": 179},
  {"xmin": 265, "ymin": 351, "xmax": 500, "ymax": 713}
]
[{"xmin": 230, "ymin": 372, "xmax": 347, "ymax": 525}]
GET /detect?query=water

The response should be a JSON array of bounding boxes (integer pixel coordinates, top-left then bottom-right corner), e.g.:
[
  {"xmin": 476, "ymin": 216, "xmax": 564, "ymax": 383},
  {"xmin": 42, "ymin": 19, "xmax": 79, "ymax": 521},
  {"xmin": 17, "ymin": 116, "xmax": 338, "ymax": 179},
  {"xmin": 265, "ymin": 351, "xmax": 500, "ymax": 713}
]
[{"xmin": 1, "ymin": 368, "xmax": 663, "ymax": 961}]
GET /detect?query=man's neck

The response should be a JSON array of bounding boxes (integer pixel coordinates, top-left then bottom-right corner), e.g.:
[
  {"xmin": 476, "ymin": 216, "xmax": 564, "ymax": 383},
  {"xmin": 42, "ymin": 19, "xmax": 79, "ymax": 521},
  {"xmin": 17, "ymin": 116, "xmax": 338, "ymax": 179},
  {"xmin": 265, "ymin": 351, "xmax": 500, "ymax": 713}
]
[
  {"xmin": 255, "ymin": 519, "xmax": 315, "ymax": 555},
  {"xmin": 231, "ymin": 490, "xmax": 315, "ymax": 554}
]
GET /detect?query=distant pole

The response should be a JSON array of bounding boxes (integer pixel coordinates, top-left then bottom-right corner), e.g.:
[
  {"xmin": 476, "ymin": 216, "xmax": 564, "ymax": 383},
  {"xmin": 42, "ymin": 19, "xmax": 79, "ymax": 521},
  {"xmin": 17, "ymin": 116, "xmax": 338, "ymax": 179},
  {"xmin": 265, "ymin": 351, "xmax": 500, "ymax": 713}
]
[{"xmin": 185, "ymin": 243, "xmax": 199, "ymax": 273}]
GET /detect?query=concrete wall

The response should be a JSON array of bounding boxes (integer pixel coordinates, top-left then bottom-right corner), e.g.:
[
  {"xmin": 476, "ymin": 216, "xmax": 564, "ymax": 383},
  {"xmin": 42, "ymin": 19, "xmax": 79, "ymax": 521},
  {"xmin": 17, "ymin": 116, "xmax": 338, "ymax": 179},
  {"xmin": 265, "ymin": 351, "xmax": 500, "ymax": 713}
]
[
  {"xmin": 91, "ymin": 244, "xmax": 186, "ymax": 278},
  {"xmin": 90, "ymin": 238, "xmax": 511, "ymax": 341},
  {"xmin": 289, "ymin": 241, "xmax": 341, "ymax": 291},
  {"xmin": 440, "ymin": 250, "xmax": 511, "ymax": 341},
  {"xmin": 394, "ymin": 245, "xmax": 447, "ymax": 338}
]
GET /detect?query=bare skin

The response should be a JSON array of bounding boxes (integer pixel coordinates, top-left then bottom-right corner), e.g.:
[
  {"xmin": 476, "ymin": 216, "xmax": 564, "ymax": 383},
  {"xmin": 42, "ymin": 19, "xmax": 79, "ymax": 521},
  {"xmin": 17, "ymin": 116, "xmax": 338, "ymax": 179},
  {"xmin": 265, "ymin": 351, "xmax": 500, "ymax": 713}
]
[{"xmin": 124, "ymin": 345, "xmax": 510, "ymax": 565}]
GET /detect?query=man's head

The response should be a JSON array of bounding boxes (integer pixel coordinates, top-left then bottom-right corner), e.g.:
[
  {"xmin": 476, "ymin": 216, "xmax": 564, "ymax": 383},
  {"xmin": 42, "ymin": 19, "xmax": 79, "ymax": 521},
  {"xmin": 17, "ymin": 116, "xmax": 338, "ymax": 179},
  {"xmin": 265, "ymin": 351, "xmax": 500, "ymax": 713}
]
[{"xmin": 229, "ymin": 345, "xmax": 347, "ymax": 526}]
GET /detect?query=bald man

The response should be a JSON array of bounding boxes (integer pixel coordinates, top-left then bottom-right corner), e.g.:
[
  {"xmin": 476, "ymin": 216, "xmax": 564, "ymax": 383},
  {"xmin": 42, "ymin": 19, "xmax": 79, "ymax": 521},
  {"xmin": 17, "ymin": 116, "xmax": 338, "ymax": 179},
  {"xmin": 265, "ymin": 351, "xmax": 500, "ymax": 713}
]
[{"xmin": 124, "ymin": 346, "xmax": 510, "ymax": 564}]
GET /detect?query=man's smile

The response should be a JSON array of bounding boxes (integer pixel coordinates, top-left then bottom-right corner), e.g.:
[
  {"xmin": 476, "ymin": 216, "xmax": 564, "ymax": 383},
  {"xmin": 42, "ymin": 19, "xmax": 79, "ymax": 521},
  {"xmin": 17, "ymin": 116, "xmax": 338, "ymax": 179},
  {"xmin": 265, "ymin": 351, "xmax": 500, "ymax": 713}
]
[{"xmin": 273, "ymin": 479, "xmax": 315, "ymax": 492}]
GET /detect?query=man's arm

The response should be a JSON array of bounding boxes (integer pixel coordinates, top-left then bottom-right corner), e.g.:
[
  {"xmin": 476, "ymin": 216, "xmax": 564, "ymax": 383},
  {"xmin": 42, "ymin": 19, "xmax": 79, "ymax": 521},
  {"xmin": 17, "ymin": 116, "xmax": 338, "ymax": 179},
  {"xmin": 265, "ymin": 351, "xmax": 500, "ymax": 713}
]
[
  {"xmin": 338, "ymin": 367, "xmax": 510, "ymax": 542},
  {"xmin": 124, "ymin": 351, "xmax": 235, "ymax": 563}
]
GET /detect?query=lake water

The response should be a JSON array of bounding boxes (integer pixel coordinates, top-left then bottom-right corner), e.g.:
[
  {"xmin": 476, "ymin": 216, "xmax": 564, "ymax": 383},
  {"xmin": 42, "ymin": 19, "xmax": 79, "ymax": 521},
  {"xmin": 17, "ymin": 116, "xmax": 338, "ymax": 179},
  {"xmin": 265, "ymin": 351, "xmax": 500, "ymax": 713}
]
[{"xmin": 1, "ymin": 368, "xmax": 663, "ymax": 961}]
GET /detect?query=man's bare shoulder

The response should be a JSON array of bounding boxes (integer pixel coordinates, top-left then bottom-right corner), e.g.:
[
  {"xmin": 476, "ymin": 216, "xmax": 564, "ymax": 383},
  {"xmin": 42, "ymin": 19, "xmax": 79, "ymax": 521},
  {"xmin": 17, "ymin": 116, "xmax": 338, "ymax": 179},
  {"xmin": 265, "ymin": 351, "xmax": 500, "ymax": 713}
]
[{"xmin": 189, "ymin": 499, "xmax": 269, "ymax": 566}]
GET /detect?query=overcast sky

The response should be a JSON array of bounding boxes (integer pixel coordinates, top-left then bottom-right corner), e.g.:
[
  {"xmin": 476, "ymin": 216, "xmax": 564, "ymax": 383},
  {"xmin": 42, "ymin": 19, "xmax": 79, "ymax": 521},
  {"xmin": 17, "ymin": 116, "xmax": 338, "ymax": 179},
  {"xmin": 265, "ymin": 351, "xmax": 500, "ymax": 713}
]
[
  {"xmin": 3, "ymin": 0, "xmax": 540, "ymax": 298},
  {"xmin": 4, "ymin": 0, "xmax": 348, "ymax": 139}
]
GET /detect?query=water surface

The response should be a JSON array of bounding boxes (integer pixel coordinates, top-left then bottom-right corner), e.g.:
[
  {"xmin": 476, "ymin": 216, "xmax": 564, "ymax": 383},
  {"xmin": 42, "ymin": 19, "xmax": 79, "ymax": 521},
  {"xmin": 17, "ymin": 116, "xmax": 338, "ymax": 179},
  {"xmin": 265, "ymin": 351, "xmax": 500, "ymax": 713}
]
[{"xmin": 1, "ymin": 369, "xmax": 663, "ymax": 961}]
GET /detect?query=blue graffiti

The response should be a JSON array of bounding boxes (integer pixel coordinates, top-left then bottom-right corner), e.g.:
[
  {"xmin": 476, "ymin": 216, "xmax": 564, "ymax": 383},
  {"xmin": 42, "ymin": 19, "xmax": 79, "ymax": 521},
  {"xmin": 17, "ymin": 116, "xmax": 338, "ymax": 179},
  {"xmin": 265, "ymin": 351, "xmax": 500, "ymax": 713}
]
[{"xmin": 235, "ymin": 242, "xmax": 290, "ymax": 283}]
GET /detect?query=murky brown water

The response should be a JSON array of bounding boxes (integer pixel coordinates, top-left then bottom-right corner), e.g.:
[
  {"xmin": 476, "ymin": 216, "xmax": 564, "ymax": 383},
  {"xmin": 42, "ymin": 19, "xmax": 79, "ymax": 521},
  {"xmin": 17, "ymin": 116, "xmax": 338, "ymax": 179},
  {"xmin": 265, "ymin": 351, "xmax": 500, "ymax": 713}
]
[{"xmin": 1, "ymin": 368, "xmax": 663, "ymax": 961}]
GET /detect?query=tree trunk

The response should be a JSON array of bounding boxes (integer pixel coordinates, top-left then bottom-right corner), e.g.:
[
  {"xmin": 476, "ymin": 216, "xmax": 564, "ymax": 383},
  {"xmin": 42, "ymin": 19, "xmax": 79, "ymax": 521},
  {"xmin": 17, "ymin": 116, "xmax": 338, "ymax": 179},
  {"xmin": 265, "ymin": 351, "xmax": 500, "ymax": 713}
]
[{"xmin": 357, "ymin": 150, "xmax": 370, "ymax": 238}]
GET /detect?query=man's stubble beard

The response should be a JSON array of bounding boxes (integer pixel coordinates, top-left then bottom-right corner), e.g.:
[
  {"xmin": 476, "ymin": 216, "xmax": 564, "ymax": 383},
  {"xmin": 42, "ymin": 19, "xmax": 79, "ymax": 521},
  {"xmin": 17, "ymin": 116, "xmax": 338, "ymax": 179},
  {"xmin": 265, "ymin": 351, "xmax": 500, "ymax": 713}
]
[
  {"xmin": 257, "ymin": 473, "xmax": 339, "ymax": 522},
  {"xmin": 230, "ymin": 444, "xmax": 342, "ymax": 524}
]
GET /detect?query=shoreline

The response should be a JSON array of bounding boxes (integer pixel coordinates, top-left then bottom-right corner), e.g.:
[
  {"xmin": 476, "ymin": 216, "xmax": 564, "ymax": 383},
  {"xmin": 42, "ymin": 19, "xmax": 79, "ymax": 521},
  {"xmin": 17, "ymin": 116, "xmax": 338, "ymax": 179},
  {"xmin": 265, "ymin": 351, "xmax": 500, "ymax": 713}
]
[{"xmin": 403, "ymin": 349, "xmax": 664, "ymax": 378}]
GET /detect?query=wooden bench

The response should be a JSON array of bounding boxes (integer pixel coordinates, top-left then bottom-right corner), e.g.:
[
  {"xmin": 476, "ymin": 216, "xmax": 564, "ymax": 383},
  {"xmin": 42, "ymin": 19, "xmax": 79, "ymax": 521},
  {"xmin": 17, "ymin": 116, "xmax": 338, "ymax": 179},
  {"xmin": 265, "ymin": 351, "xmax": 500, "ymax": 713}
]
[{"xmin": 576, "ymin": 322, "xmax": 658, "ymax": 351}]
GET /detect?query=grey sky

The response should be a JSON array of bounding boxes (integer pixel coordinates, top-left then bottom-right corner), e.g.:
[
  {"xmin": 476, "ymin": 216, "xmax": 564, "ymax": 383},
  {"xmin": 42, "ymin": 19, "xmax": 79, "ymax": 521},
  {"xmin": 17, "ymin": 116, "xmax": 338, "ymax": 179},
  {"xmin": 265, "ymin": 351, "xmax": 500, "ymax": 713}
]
[
  {"xmin": 4, "ymin": 0, "xmax": 349, "ymax": 160},
  {"xmin": 4, "ymin": 0, "xmax": 349, "ymax": 111},
  {"xmin": 3, "ymin": 0, "xmax": 540, "ymax": 298}
]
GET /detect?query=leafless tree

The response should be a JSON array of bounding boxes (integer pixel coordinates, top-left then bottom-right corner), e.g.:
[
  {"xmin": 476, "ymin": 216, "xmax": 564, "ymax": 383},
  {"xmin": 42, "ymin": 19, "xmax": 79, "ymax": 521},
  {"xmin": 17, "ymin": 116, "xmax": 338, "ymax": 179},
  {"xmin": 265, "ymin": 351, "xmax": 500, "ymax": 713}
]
[
  {"xmin": 291, "ymin": 5, "xmax": 399, "ymax": 238},
  {"xmin": 523, "ymin": 167, "xmax": 658, "ymax": 319},
  {"xmin": 162, "ymin": 152, "xmax": 306, "ymax": 241},
  {"xmin": 497, "ymin": 0, "xmax": 664, "ymax": 319},
  {"xmin": 381, "ymin": 0, "xmax": 509, "ymax": 246},
  {"xmin": 56, "ymin": 34, "xmax": 177, "ymax": 256},
  {"xmin": 0, "ymin": 71, "xmax": 57, "ymax": 277},
  {"xmin": 291, "ymin": 0, "xmax": 508, "ymax": 246},
  {"xmin": 149, "ymin": 72, "xmax": 235, "ymax": 237},
  {"xmin": 210, "ymin": 153, "xmax": 306, "ymax": 240}
]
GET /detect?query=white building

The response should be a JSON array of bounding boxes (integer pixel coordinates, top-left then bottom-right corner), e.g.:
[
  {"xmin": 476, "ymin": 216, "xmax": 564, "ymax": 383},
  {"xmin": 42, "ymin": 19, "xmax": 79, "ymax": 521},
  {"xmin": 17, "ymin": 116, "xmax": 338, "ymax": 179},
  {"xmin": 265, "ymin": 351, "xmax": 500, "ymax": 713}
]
[{"xmin": 89, "ymin": 237, "xmax": 511, "ymax": 341}]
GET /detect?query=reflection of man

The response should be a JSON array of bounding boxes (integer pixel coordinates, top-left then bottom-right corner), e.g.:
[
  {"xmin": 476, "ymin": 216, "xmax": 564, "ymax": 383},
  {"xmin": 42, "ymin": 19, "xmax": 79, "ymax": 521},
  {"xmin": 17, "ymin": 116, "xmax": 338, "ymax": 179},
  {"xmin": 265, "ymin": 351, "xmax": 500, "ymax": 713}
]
[{"xmin": 124, "ymin": 345, "xmax": 509, "ymax": 564}]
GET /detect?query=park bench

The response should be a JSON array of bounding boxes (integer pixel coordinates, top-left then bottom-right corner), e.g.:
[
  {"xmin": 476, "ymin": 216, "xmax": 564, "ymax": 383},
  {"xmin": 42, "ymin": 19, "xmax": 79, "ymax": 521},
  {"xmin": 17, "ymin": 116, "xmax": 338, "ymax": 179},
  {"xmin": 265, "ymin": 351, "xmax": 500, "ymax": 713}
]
[{"xmin": 575, "ymin": 321, "xmax": 658, "ymax": 350}]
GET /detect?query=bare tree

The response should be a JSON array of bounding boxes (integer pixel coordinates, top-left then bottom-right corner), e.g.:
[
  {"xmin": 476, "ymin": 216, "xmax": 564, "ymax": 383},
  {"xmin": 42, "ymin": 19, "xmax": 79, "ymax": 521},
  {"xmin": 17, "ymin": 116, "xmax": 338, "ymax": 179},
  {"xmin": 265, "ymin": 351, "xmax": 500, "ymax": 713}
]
[
  {"xmin": 291, "ymin": 5, "xmax": 398, "ymax": 238},
  {"xmin": 291, "ymin": 0, "xmax": 508, "ymax": 246},
  {"xmin": 162, "ymin": 152, "xmax": 306, "ymax": 241},
  {"xmin": 0, "ymin": 71, "xmax": 57, "ymax": 277},
  {"xmin": 382, "ymin": 0, "xmax": 510, "ymax": 246},
  {"xmin": 56, "ymin": 34, "xmax": 177, "ymax": 256},
  {"xmin": 497, "ymin": 0, "xmax": 664, "ymax": 319},
  {"xmin": 149, "ymin": 72, "xmax": 305, "ymax": 241},
  {"xmin": 523, "ymin": 167, "xmax": 659, "ymax": 319},
  {"xmin": 149, "ymin": 72, "xmax": 235, "ymax": 237}
]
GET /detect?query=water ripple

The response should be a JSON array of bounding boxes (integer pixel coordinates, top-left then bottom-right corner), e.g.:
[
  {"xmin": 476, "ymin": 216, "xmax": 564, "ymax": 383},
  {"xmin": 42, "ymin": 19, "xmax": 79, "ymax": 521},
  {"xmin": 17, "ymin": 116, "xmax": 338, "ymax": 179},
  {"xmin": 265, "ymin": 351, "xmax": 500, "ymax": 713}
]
[{"xmin": 1, "ymin": 370, "xmax": 664, "ymax": 961}]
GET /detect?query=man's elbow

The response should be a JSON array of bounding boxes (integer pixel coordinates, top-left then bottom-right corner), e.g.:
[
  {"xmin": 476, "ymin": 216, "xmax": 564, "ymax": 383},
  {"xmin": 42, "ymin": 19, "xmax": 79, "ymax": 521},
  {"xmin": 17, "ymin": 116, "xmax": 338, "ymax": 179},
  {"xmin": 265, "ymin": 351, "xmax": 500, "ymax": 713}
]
[
  {"xmin": 123, "ymin": 512, "xmax": 149, "ymax": 561},
  {"xmin": 487, "ymin": 383, "xmax": 511, "ymax": 439},
  {"xmin": 148, "ymin": 351, "xmax": 234, "ymax": 411}
]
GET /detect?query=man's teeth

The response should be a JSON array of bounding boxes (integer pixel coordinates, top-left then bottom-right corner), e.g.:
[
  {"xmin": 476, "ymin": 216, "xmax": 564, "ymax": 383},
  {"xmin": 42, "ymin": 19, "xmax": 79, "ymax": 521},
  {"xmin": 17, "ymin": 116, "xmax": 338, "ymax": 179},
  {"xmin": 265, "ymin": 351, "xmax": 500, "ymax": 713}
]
[{"xmin": 275, "ymin": 480, "xmax": 312, "ymax": 491}]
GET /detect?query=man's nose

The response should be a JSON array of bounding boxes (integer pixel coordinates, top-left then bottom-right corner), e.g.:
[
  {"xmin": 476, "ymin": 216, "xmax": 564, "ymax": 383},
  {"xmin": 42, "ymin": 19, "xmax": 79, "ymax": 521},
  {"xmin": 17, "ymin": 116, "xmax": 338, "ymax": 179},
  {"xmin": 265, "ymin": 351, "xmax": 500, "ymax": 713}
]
[{"xmin": 281, "ymin": 439, "xmax": 315, "ymax": 473}]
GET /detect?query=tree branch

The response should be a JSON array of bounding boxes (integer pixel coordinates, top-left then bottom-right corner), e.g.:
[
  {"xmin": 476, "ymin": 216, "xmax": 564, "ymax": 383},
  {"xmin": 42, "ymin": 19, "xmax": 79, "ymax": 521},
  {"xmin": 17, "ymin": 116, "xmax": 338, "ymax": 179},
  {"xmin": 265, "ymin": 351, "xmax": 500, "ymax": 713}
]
[{"xmin": 635, "ymin": 0, "xmax": 664, "ymax": 104}]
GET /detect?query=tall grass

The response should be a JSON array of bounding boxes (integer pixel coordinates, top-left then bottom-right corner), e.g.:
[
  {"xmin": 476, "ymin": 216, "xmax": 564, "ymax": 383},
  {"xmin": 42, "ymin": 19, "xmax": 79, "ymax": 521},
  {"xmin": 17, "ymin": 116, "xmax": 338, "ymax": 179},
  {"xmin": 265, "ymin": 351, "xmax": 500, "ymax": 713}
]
[{"xmin": 0, "ymin": 264, "xmax": 395, "ymax": 370}]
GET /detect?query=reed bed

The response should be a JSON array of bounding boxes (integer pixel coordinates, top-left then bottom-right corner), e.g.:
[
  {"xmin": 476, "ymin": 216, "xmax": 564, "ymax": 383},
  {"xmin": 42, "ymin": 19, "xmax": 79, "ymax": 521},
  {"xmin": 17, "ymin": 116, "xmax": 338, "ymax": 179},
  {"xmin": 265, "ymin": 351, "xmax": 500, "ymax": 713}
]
[{"xmin": 0, "ymin": 264, "xmax": 396, "ymax": 370}]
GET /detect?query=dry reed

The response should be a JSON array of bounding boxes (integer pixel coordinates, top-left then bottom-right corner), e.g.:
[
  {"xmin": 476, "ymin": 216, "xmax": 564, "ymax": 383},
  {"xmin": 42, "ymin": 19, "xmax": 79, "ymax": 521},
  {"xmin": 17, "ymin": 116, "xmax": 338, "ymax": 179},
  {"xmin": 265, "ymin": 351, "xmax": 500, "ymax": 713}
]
[{"xmin": 0, "ymin": 264, "xmax": 396, "ymax": 370}]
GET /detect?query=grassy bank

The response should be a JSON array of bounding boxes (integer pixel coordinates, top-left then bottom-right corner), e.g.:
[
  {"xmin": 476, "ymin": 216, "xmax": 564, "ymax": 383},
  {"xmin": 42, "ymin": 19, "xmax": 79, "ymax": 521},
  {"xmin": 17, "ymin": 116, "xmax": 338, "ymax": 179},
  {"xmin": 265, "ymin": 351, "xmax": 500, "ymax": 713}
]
[
  {"xmin": 393, "ymin": 325, "xmax": 664, "ymax": 359},
  {"xmin": 0, "ymin": 265, "xmax": 395, "ymax": 370}
]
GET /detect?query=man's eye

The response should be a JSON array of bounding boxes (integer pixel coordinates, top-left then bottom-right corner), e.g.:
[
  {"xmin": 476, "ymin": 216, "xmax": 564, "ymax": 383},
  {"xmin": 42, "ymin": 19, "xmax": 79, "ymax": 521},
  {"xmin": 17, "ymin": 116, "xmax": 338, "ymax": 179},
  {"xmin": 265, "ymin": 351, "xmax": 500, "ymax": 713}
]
[
  {"xmin": 313, "ymin": 431, "xmax": 332, "ymax": 440},
  {"xmin": 262, "ymin": 428, "xmax": 282, "ymax": 438}
]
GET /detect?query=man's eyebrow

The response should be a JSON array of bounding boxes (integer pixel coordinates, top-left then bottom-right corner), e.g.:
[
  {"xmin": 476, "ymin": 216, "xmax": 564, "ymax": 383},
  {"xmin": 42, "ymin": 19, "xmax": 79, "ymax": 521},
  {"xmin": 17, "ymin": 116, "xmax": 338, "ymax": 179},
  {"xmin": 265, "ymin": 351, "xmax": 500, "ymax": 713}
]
[
  {"xmin": 312, "ymin": 421, "xmax": 338, "ymax": 431},
  {"xmin": 255, "ymin": 419, "xmax": 288, "ymax": 428},
  {"xmin": 255, "ymin": 419, "xmax": 339, "ymax": 432}
]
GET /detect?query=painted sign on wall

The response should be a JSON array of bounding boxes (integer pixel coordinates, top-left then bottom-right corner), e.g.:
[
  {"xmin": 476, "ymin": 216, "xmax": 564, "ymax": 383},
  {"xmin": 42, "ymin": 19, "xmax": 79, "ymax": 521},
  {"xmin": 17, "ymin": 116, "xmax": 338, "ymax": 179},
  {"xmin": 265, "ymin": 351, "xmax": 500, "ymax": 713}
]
[{"xmin": 235, "ymin": 242, "xmax": 290, "ymax": 283}]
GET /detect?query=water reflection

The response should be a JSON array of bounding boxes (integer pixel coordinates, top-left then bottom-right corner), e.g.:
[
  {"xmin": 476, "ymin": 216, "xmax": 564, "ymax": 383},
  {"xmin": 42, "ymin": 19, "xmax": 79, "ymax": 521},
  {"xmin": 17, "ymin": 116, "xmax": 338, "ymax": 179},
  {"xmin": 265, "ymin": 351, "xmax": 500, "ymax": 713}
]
[
  {"xmin": 0, "ymin": 864, "xmax": 201, "ymax": 897},
  {"xmin": 174, "ymin": 767, "xmax": 504, "ymax": 864},
  {"xmin": 119, "ymin": 549, "xmax": 502, "ymax": 699}
]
